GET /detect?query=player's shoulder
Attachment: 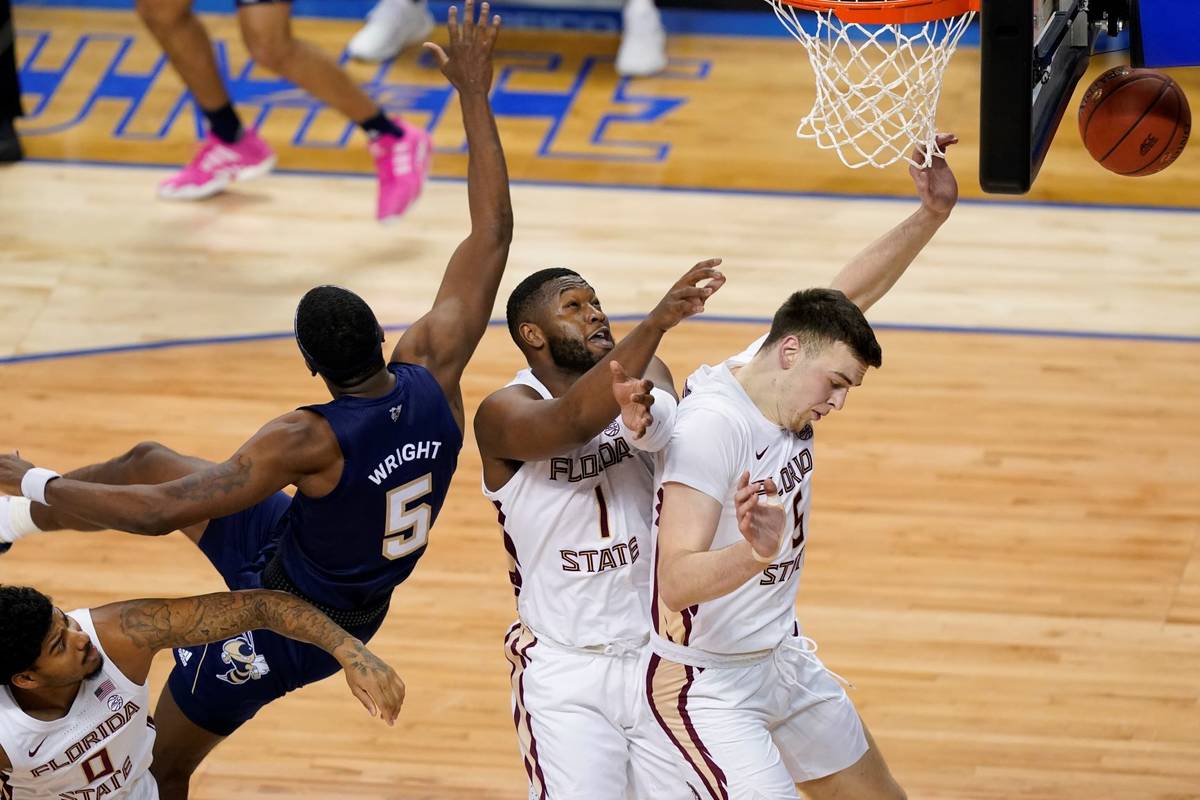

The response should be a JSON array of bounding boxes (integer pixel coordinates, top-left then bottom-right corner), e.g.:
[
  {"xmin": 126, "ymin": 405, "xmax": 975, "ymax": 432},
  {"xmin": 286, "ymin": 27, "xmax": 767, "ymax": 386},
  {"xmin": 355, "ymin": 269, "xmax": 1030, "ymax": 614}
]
[
  {"xmin": 481, "ymin": 382, "xmax": 543, "ymax": 407},
  {"xmin": 474, "ymin": 383, "xmax": 544, "ymax": 430},
  {"xmin": 673, "ymin": 388, "xmax": 754, "ymax": 449}
]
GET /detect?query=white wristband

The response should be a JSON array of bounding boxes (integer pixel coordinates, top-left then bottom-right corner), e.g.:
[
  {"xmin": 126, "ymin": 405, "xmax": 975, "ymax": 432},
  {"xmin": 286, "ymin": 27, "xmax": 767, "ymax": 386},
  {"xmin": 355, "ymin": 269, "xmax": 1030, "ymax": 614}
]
[
  {"xmin": 617, "ymin": 387, "xmax": 678, "ymax": 453},
  {"xmin": 21, "ymin": 468, "xmax": 61, "ymax": 506}
]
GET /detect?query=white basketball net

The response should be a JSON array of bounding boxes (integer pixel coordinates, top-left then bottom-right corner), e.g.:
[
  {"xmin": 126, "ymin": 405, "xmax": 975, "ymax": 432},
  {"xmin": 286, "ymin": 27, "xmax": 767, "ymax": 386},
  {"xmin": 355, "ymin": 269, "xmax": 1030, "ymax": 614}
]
[{"xmin": 765, "ymin": 1, "xmax": 975, "ymax": 169}]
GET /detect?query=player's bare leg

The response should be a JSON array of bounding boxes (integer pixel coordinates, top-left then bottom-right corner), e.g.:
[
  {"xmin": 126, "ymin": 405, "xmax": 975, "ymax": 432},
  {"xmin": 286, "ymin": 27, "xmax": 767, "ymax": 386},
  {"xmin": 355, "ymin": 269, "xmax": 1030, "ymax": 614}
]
[
  {"xmin": 150, "ymin": 684, "xmax": 228, "ymax": 800},
  {"xmin": 28, "ymin": 441, "xmax": 213, "ymax": 543},
  {"xmin": 798, "ymin": 724, "xmax": 906, "ymax": 800},
  {"xmin": 236, "ymin": 2, "xmax": 430, "ymax": 221},
  {"xmin": 135, "ymin": 0, "xmax": 230, "ymax": 110},
  {"xmin": 237, "ymin": 2, "xmax": 378, "ymax": 122}
]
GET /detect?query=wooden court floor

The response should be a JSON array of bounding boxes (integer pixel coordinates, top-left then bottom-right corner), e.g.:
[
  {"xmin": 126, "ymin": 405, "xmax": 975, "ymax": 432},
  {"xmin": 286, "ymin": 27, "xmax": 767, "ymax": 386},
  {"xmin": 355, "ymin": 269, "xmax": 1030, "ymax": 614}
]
[
  {"xmin": 2, "ymin": 154, "xmax": 1200, "ymax": 798},
  {"xmin": 1, "ymin": 324, "xmax": 1198, "ymax": 799}
]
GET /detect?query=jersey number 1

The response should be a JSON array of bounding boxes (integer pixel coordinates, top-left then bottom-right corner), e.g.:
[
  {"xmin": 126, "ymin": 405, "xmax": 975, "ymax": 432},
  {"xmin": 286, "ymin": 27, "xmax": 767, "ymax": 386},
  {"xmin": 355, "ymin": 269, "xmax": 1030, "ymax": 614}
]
[{"xmin": 383, "ymin": 473, "xmax": 433, "ymax": 560}]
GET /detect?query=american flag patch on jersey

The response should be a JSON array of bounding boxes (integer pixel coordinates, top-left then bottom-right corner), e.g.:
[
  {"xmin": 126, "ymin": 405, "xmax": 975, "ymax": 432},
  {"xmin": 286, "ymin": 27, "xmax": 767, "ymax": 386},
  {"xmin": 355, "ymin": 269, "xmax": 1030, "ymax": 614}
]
[{"xmin": 94, "ymin": 678, "xmax": 116, "ymax": 701}]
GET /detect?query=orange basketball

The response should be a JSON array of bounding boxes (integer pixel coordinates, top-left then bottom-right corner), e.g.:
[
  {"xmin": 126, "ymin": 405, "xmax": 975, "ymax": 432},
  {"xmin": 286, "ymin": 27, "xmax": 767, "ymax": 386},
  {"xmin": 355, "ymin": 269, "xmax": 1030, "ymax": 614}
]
[{"xmin": 1078, "ymin": 66, "xmax": 1191, "ymax": 176}]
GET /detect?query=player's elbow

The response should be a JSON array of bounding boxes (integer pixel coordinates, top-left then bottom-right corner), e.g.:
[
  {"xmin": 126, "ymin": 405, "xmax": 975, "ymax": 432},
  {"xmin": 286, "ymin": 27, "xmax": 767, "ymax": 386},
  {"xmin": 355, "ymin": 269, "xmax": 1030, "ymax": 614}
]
[
  {"xmin": 658, "ymin": 566, "xmax": 692, "ymax": 614},
  {"xmin": 128, "ymin": 492, "xmax": 187, "ymax": 536},
  {"xmin": 127, "ymin": 508, "xmax": 176, "ymax": 536},
  {"xmin": 474, "ymin": 209, "xmax": 513, "ymax": 245}
]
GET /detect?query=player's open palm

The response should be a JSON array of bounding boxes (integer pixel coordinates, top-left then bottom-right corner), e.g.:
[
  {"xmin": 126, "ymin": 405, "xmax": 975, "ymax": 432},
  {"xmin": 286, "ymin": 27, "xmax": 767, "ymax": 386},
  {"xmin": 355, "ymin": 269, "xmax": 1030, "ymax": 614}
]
[
  {"xmin": 335, "ymin": 640, "xmax": 407, "ymax": 726},
  {"xmin": 610, "ymin": 361, "xmax": 655, "ymax": 439},
  {"xmin": 649, "ymin": 258, "xmax": 726, "ymax": 332},
  {"xmin": 909, "ymin": 132, "xmax": 959, "ymax": 216},
  {"xmin": 734, "ymin": 471, "xmax": 786, "ymax": 563},
  {"xmin": 423, "ymin": 0, "xmax": 502, "ymax": 95}
]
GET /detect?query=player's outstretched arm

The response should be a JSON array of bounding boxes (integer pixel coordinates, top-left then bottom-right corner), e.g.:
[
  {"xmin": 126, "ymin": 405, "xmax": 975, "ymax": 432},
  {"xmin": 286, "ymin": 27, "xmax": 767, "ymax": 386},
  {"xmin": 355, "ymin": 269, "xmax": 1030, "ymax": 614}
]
[
  {"xmin": 656, "ymin": 476, "xmax": 787, "ymax": 612},
  {"xmin": 0, "ymin": 412, "xmax": 335, "ymax": 535},
  {"xmin": 91, "ymin": 590, "xmax": 405, "ymax": 723},
  {"xmin": 391, "ymin": 0, "xmax": 512, "ymax": 421},
  {"xmin": 829, "ymin": 133, "xmax": 959, "ymax": 313},
  {"xmin": 474, "ymin": 260, "xmax": 724, "ymax": 462}
]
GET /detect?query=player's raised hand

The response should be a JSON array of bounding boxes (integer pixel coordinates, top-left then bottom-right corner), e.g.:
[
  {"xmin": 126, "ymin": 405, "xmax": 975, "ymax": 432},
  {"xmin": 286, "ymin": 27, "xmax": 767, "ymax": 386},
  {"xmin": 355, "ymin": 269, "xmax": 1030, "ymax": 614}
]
[
  {"xmin": 334, "ymin": 640, "xmax": 406, "ymax": 726},
  {"xmin": 610, "ymin": 361, "xmax": 655, "ymax": 439},
  {"xmin": 0, "ymin": 452, "xmax": 35, "ymax": 496},
  {"xmin": 423, "ymin": 0, "xmax": 502, "ymax": 95},
  {"xmin": 909, "ymin": 133, "xmax": 959, "ymax": 217},
  {"xmin": 734, "ymin": 471, "xmax": 786, "ymax": 563},
  {"xmin": 647, "ymin": 258, "xmax": 726, "ymax": 332}
]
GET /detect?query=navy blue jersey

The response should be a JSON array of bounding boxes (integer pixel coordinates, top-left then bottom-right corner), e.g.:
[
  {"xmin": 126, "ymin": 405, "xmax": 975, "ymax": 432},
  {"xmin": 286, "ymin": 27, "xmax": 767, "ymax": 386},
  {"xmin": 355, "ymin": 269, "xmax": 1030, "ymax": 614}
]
[{"xmin": 273, "ymin": 363, "xmax": 462, "ymax": 609}]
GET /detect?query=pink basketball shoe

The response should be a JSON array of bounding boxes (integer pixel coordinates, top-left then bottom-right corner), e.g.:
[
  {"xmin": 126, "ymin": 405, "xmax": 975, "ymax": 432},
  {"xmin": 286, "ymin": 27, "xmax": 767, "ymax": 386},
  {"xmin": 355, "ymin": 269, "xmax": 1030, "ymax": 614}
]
[
  {"xmin": 158, "ymin": 129, "xmax": 276, "ymax": 200},
  {"xmin": 369, "ymin": 120, "xmax": 432, "ymax": 223}
]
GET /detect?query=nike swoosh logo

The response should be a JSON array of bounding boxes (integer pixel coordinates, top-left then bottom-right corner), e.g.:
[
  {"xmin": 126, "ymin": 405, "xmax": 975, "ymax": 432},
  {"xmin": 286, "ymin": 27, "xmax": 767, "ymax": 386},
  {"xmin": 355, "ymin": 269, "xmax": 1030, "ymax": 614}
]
[
  {"xmin": 755, "ymin": 447, "xmax": 769, "ymax": 460},
  {"xmin": 28, "ymin": 736, "xmax": 48, "ymax": 757}
]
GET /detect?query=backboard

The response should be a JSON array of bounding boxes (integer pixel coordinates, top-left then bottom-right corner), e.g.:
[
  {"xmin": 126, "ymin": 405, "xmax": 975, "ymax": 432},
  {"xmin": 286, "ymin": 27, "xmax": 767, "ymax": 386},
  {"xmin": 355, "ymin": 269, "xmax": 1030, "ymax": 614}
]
[{"xmin": 979, "ymin": 0, "xmax": 1200, "ymax": 194}]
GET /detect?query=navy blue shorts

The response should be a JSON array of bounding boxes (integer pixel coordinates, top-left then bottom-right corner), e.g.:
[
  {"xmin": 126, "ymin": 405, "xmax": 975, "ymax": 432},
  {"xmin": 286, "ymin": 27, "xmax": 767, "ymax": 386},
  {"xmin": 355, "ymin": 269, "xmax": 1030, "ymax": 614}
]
[{"xmin": 167, "ymin": 492, "xmax": 385, "ymax": 736}]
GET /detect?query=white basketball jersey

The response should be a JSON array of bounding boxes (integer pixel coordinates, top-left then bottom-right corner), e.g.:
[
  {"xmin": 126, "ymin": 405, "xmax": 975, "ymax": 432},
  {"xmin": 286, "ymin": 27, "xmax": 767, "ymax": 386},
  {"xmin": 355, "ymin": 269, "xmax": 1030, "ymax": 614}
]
[
  {"xmin": 0, "ymin": 609, "xmax": 158, "ymax": 800},
  {"xmin": 653, "ymin": 350, "xmax": 814, "ymax": 656},
  {"xmin": 483, "ymin": 369, "xmax": 657, "ymax": 647}
]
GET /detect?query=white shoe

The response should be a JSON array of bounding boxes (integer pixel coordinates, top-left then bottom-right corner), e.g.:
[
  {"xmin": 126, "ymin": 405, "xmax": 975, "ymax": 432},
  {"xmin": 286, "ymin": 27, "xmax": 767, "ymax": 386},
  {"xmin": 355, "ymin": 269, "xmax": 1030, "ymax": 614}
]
[
  {"xmin": 616, "ymin": 0, "xmax": 668, "ymax": 78},
  {"xmin": 348, "ymin": 0, "xmax": 435, "ymax": 63}
]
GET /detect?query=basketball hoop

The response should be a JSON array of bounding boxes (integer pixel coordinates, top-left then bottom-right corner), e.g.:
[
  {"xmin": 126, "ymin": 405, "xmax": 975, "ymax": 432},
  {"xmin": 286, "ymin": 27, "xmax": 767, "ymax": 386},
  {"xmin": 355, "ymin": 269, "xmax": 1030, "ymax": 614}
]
[{"xmin": 765, "ymin": 0, "xmax": 980, "ymax": 169}]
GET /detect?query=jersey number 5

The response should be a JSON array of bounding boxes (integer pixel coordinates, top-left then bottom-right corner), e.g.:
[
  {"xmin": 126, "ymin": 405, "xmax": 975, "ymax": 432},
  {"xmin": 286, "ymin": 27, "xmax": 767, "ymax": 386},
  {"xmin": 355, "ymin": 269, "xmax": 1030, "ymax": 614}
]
[
  {"xmin": 791, "ymin": 489, "xmax": 806, "ymax": 550},
  {"xmin": 383, "ymin": 473, "xmax": 433, "ymax": 560}
]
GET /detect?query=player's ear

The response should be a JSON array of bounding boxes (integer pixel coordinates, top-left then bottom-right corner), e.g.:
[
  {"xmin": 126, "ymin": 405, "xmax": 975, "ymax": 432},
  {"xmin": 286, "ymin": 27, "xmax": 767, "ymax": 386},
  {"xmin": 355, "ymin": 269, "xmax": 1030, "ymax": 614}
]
[
  {"xmin": 10, "ymin": 669, "xmax": 40, "ymax": 690},
  {"xmin": 778, "ymin": 335, "xmax": 802, "ymax": 369},
  {"xmin": 518, "ymin": 321, "xmax": 545, "ymax": 350}
]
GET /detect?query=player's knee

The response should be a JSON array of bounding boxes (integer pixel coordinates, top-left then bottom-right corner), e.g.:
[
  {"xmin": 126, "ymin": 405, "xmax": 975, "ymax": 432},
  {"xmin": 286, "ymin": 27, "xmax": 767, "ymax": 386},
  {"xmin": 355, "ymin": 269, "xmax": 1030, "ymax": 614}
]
[
  {"xmin": 125, "ymin": 440, "xmax": 173, "ymax": 466},
  {"xmin": 243, "ymin": 31, "xmax": 293, "ymax": 72}
]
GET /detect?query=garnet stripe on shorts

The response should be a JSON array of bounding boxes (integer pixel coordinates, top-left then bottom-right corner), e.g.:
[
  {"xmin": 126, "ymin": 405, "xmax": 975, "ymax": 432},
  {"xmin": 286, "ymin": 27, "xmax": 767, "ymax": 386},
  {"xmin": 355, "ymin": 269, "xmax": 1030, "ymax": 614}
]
[
  {"xmin": 646, "ymin": 653, "xmax": 729, "ymax": 800},
  {"xmin": 504, "ymin": 623, "xmax": 549, "ymax": 798}
]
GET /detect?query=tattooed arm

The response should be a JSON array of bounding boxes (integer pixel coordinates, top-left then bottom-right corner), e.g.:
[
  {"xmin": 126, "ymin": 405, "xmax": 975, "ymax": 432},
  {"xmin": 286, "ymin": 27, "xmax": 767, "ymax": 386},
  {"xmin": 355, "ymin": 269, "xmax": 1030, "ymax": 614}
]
[
  {"xmin": 0, "ymin": 411, "xmax": 337, "ymax": 535},
  {"xmin": 91, "ymin": 590, "xmax": 405, "ymax": 724}
]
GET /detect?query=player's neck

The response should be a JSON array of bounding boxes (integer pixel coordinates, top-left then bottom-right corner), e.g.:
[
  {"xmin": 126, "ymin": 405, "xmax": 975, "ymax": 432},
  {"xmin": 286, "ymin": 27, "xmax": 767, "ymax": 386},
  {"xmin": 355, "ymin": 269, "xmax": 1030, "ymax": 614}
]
[
  {"xmin": 9, "ymin": 682, "xmax": 80, "ymax": 720},
  {"xmin": 329, "ymin": 368, "xmax": 395, "ymax": 399},
  {"xmin": 735, "ymin": 360, "xmax": 787, "ymax": 429},
  {"xmin": 529, "ymin": 363, "xmax": 586, "ymax": 398}
]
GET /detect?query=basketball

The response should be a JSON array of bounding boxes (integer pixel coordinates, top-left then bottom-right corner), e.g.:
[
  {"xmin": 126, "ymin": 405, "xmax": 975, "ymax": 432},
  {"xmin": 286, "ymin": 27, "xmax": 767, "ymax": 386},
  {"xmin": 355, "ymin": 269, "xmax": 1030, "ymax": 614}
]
[{"xmin": 1078, "ymin": 66, "xmax": 1192, "ymax": 176}]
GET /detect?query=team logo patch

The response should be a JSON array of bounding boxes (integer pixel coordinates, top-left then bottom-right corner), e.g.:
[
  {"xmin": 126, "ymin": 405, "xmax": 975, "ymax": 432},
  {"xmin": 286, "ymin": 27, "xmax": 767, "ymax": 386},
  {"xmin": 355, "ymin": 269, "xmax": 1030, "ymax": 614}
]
[
  {"xmin": 176, "ymin": 648, "xmax": 193, "ymax": 667},
  {"xmin": 604, "ymin": 420, "xmax": 620, "ymax": 437},
  {"xmin": 799, "ymin": 423, "xmax": 813, "ymax": 440},
  {"xmin": 106, "ymin": 694, "xmax": 125, "ymax": 712},
  {"xmin": 390, "ymin": 405, "xmax": 403, "ymax": 421},
  {"xmin": 216, "ymin": 632, "xmax": 271, "ymax": 685}
]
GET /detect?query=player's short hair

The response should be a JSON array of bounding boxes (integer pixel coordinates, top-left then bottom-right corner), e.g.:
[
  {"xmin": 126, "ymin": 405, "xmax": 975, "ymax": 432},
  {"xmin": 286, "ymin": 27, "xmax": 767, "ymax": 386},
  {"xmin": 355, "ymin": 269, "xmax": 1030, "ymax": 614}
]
[
  {"xmin": 761, "ymin": 288, "xmax": 883, "ymax": 368},
  {"xmin": 294, "ymin": 286, "xmax": 385, "ymax": 387},
  {"xmin": 0, "ymin": 586, "xmax": 53, "ymax": 685},
  {"xmin": 505, "ymin": 268, "xmax": 583, "ymax": 346}
]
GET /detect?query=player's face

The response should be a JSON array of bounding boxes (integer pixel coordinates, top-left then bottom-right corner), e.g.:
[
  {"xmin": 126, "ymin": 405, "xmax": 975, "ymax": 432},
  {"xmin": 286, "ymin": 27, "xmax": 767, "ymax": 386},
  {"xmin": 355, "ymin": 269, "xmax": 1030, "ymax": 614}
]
[
  {"xmin": 543, "ymin": 279, "xmax": 613, "ymax": 371},
  {"xmin": 775, "ymin": 339, "xmax": 868, "ymax": 432},
  {"xmin": 23, "ymin": 608, "xmax": 104, "ymax": 688}
]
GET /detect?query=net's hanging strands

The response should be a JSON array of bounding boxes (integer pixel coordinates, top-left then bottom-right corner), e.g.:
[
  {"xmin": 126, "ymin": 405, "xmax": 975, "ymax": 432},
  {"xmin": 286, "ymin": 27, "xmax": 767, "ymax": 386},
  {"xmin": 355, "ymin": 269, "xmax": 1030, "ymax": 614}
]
[{"xmin": 765, "ymin": 0, "xmax": 977, "ymax": 169}]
